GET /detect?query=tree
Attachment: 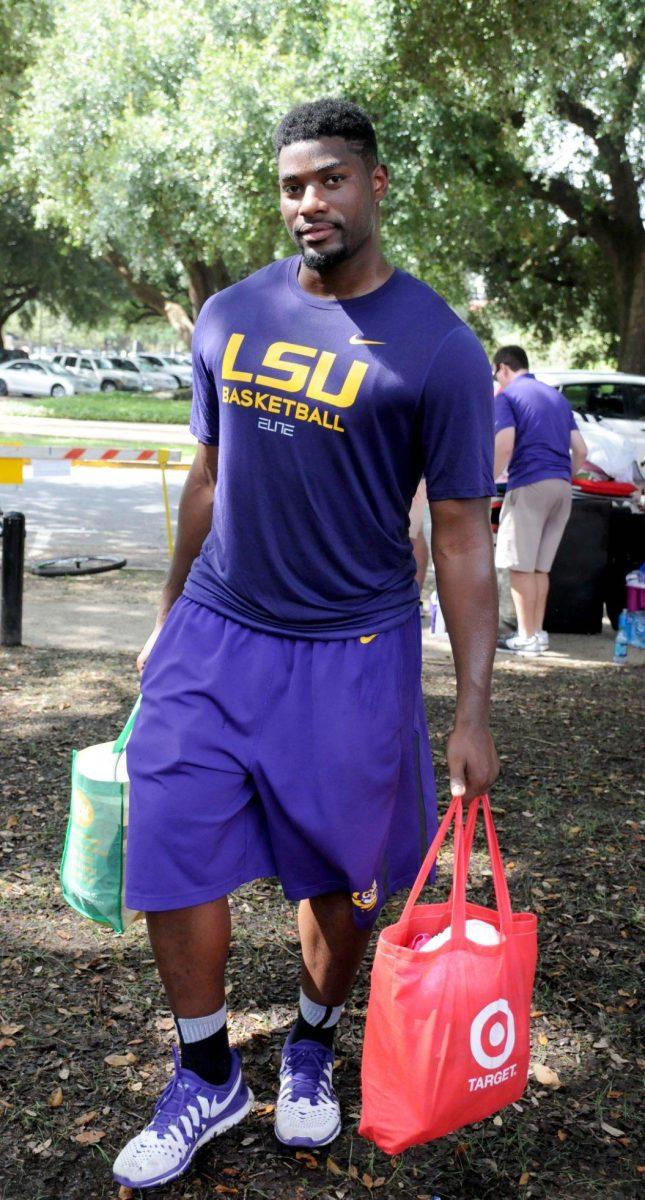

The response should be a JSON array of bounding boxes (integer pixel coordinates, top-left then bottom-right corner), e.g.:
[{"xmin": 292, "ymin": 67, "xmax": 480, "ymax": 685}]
[
  {"xmin": 18, "ymin": 0, "xmax": 323, "ymax": 343},
  {"xmin": 378, "ymin": 0, "xmax": 644, "ymax": 369}
]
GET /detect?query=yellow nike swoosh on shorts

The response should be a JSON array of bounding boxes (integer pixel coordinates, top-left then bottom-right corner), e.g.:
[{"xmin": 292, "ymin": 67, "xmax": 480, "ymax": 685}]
[
  {"xmin": 349, "ymin": 334, "xmax": 386, "ymax": 346},
  {"xmin": 359, "ymin": 634, "xmax": 379, "ymax": 644}
]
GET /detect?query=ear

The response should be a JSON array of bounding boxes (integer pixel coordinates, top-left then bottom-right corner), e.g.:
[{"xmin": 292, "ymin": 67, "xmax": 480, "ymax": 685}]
[{"xmin": 372, "ymin": 162, "xmax": 389, "ymax": 203}]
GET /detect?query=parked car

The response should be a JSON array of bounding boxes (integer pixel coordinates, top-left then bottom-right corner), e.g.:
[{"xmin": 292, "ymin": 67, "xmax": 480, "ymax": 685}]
[
  {"xmin": 0, "ymin": 358, "xmax": 76, "ymax": 397},
  {"xmin": 136, "ymin": 353, "xmax": 192, "ymax": 388},
  {"xmin": 52, "ymin": 352, "xmax": 138, "ymax": 392},
  {"xmin": 106, "ymin": 357, "xmax": 155, "ymax": 392},
  {"xmin": 536, "ymin": 370, "xmax": 645, "ymax": 472},
  {"xmin": 107, "ymin": 356, "xmax": 179, "ymax": 392}
]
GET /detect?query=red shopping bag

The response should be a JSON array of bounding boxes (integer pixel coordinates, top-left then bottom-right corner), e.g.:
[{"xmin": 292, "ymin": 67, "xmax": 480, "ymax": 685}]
[{"xmin": 359, "ymin": 795, "xmax": 537, "ymax": 1153}]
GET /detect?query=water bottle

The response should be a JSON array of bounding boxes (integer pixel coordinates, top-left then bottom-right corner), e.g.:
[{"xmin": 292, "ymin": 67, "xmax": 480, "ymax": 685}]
[{"xmin": 613, "ymin": 611, "xmax": 628, "ymax": 664}]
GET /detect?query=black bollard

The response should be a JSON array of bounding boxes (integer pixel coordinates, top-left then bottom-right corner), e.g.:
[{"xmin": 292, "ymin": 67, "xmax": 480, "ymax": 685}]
[{"xmin": 1, "ymin": 511, "xmax": 25, "ymax": 646}]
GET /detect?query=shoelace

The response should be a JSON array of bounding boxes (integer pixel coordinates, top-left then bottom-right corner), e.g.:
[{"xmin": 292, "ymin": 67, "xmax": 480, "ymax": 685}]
[
  {"xmin": 149, "ymin": 1048, "xmax": 200, "ymax": 1142},
  {"xmin": 283, "ymin": 1045, "xmax": 330, "ymax": 1105}
]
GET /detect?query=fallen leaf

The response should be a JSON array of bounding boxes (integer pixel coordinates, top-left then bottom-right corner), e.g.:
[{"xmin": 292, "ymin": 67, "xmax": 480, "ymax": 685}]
[
  {"xmin": 348, "ymin": 1165, "xmax": 359, "ymax": 1180},
  {"xmin": 118, "ymin": 1188, "xmax": 134, "ymax": 1200},
  {"xmin": 363, "ymin": 1173, "xmax": 374, "ymax": 1188},
  {"xmin": 493, "ymin": 1114, "xmax": 503, "ymax": 1126},
  {"xmin": 519, "ymin": 1171, "xmax": 530, "ymax": 1186},
  {"xmin": 214, "ymin": 1188, "xmax": 238, "ymax": 1196},
  {"xmin": 557, "ymin": 1129, "xmax": 567, "ymax": 1142},
  {"xmin": 373, "ymin": 1179, "xmax": 386, "ymax": 1188},
  {"xmin": 6, "ymin": 815, "xmax": 17, "ymax": 828},
  {"xmin": 73, "ymin": 1110, "xmax": 98, "ymax": 1126},
  {"xmin": 0, "ymin": 1038, "xmax": 16, "ymax": 1050},
  {"xmin": 532, "ymin": 1062, "xmax": 562, "ymax": 1089},
  {"xmin": 0, "ymin": 1024, "xmax": 24, "ymax": 1036},
  {"xmin": 601, "ymin": 1121, "xmax": 626, "ymax": 1138},
  {"xmin": 155, "ymin": 1016, "xmax": 175, "ymax": 1031},
  {"xmin": 295, "ymin": 1151, "xmax": 318, "ymax": 1168},
  {"xmin": 530, "ymin": 1010, "xmax": 545, "ymax": 1018},
  {"xmin": 73, "ymin": 1129, "xmax": 105, "ymax": 1145},
  {"xmin": 104, "ymin": 1052, "xmax": 137, "ymax": 1068},
  {"xmin": 538, "ymin": 1033, "xmax": 548, "ymax": 1046},
  {"xmin": 48, "ymin": 1087, "xmax": 63, "ymax": 1108},
  {"xmin": 58, "ymin": 1066, "xmax": 70, "ymax": 1080},
  {"xmin": 327, "ymin": 1156, "xmax": 343, "ymax": 1176}
]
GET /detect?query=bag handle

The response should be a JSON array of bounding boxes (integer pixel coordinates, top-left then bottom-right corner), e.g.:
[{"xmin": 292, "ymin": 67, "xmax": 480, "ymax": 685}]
[
  {"xmin": 112, "ymin": 697, "xmax": 141, "ymax": 755},
  {"xmin": 400, "ymin": 793, "xmax": 513, "ymax": 937},
  {"xmin": 448, "ymin": 795, "xmax": 514, "ymax": 934},
  {"xmin": 400, "ymin": 795, "xmax": 462, "ymax": 928}
]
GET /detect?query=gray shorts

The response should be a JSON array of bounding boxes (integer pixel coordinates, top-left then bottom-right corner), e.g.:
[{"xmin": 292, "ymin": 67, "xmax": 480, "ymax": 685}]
[{"xmin": 495, "ymin": 478, "xmax": 572, "ymax": 572}]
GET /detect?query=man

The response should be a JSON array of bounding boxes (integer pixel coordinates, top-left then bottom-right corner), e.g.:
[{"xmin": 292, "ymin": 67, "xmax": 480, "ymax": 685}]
[
  {"xmin": 493, "ymin": 345, "xmax": 587, "ymax": 655},
  {"xmin": 409, "ymin": 479, "xmax": 429, "ymax": 592},
  {"xmin": 113, "ymin": 98, "xmax": 499, "ymax": 1191}
]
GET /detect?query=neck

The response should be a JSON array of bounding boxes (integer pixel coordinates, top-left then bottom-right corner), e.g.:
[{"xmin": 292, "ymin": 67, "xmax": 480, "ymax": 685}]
[{"xmin": 297, "ymin": 237, "xmax": 393, "ymax": 301}]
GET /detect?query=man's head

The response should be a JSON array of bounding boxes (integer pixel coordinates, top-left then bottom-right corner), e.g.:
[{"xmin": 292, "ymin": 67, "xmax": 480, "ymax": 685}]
[
  {"xmin": 275, "ymin": 97, "xmax": 388, "ymax": 271},
  {"xmin": 492, "ymin": 345, "xmax": 529, "ymax": 390}
]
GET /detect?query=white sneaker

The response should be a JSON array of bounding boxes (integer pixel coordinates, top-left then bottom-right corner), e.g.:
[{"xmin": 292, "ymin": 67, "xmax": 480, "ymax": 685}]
[
  {"xmin": 536, "ymin": 630, "xmax": 549, "ymax": 650},
  {"xmin": 497, "ymin": 634, "xmax": 542, "ymax": 656},
  {"xmin": 113, "ymin": 1047, "xmax": 252, "ymax": 1189},
  {"xmin": 274, "ymin": 1032, "xmax": 341, "ymax": 1147}
]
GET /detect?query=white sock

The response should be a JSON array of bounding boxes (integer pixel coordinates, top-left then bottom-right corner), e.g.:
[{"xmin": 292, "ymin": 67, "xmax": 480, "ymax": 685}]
[
  {"xmin": 176, "ymin": 1003, "xmax": 227, "ymax": 1043},
  {"xmin": 299, "ymin": 988, "xmax": 344, "ymax": 1030}
]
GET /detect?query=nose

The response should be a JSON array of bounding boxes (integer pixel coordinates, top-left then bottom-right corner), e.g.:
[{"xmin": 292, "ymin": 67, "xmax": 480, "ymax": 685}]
[{"xmin": 298, "ymin": 183, "xmax": 329, "ymax": 218}]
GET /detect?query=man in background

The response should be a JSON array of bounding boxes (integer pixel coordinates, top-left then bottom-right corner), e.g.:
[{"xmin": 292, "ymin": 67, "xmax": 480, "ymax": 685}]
[{"xmin": 493, "ymin": 345, "xmax": 587, "ymax": 655}]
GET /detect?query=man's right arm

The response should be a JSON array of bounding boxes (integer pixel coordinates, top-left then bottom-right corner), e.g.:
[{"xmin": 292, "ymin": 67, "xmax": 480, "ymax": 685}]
[{"xmin": 137, "ymin": 443, "xmax": 218, "ymax": 672}]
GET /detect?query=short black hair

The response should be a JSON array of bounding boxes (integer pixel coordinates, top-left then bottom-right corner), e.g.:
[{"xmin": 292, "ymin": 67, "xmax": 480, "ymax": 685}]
[
  {"xmin": 275, "ymin": 98, "xmax": 379, "ymax": 168},
  {"xmin": 493, "ymin": 345, "xmax": 529, "ymax": 372}
]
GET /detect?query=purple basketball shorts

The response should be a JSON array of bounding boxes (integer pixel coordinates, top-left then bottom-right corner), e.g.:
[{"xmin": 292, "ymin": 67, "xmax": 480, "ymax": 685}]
[{"xmin": 125, "ymin": 597, "xmax": 437, "ymax": 927}]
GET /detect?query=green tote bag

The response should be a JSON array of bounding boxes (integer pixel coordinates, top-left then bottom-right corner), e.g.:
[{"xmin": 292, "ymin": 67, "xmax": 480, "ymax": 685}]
[{"xmin": 60, "ymin": 699, "xmax": 141, "ymax": 934}]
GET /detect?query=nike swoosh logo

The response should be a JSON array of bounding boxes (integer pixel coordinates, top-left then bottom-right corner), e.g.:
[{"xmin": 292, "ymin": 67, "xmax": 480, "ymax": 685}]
[
  {"xmin": 359, "ymin": 634, "xmax": 378, "ymax": 644},
  {"xmin": 349, "ymin": 334, "xmax": 385, "ymax": 346}
]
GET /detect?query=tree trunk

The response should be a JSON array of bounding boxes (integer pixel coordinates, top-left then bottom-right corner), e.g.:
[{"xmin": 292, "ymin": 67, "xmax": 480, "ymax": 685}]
[
  {"xmin": 184, "ymin": 256, "xmax": 232, "ymax": 319},
  {"xmin": 616, "ymin": 240, "xmax": 645, "ymax": 373},
  {"xmin": 103, "ymin": 249, "xmax": 195, "ymax": 347}
]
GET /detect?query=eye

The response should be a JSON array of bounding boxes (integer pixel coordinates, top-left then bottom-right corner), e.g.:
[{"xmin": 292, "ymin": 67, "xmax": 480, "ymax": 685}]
[
  {"xmin": 282, "ymin": 184, "xmax": 301, "ymax": 196},
  {"xmin": 326, "ymin": 174, "xmax": 345, "ymax": 186}
]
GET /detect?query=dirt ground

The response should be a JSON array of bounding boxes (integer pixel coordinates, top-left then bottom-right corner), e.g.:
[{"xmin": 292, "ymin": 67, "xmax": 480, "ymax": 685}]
[{"xmin": 0, "ymin": 575, "xmax": 642, "ymax": 1200}]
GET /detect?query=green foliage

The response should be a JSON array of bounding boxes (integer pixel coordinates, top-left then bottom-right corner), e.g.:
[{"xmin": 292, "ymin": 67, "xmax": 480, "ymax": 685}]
[{"xmin": 12, "ymin": 0, "xmax": 645, "ymax": 363}]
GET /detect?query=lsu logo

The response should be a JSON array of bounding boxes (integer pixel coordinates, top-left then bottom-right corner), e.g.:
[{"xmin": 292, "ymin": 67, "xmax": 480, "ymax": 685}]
[
  {"xmin": 352, "ymin": 880, "xmax": 379, "ymax": 911},
  {"xmin": 469, "ymin": 999, "xmax": 516, "ymax": 1070},
  {"xmin": 222, "ymin": 333, "xmax": 368, "ymax": 409},
  {"xmin": 74, "ymin": 787, "xmax": 94, "ymax": 829}
]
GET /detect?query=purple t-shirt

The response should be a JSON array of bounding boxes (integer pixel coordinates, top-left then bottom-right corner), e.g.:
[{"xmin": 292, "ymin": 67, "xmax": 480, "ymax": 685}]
[
  {"xmin": 185, "ymin": 255, "xmax": 494, "ymax": 638},
  {"xmin": 495, "ymin": 373, "xmax": 577, "ymax": 490}
]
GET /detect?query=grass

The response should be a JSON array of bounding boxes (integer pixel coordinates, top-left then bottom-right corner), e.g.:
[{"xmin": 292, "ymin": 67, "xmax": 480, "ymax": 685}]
[
  {"xmin": 0, "ymin": 605, "xmax": 642, "ymax": 1199},
  {"xmin": 0, "ymin": 392, "xmax": 192, "ymax": 425}
]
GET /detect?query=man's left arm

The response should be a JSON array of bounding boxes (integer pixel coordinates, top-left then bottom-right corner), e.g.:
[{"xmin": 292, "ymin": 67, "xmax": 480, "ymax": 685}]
[{"xmin": 430, "ymin": 496, "xmax": 499, "ymax": 804}]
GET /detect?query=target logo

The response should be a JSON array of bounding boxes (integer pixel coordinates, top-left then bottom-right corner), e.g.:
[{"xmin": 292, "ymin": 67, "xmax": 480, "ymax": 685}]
[{"xmin": 470, "ymin": 999, "xmax": 515, "ymax": 1070}]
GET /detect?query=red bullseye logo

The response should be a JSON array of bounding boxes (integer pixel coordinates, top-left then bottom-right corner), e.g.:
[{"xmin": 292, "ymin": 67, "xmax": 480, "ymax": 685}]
[{"xmin": 470, "ymin": 999, "xmax": 515, "ymax": 1070}]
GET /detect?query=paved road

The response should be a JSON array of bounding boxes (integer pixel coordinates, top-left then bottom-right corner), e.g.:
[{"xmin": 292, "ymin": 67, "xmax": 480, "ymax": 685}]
[
  {"xmin": 0, "ymin": 464, "xmax": 184, "ymax": 569},
  {"xmin": 0, "ymin": 413, "xmax": 195, "ymax": 445}
]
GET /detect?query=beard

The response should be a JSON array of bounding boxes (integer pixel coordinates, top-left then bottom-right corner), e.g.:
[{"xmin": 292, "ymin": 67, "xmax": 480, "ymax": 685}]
[{"xmin": 295, "ymin": 224, "xmax": 370, "ymax": 272}]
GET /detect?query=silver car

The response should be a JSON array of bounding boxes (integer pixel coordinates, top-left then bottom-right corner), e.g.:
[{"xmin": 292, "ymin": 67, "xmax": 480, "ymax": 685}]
[
  {"xmin": 52, "ymin": 352, "xmax": 138, "ymax": 392},
  {"xmin": 137, "ymin": 353, "xmax": 192, "ymax": 388},
  {"xmin": 111, "ymin": 356, "xmax": 179, "ymax": 392},
  {"xmin": 0, "ymin": 358, "xmax": 76, "ymax": 397},
  {"xmin": 107, "ymin": 357, "xmax": 155, "ymax": 392}
]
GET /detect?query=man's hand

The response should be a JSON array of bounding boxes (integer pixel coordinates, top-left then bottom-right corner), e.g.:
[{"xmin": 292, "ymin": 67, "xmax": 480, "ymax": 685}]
[
  {"xmin": 137, "ymin": 620, "xmax": 165, "ymax": 674},
  {"xmin": 446, "ymin": 720, "xmax": 499, "ymax": 805}
]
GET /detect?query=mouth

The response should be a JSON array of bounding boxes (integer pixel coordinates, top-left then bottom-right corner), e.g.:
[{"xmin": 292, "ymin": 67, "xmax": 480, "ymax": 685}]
[{"xmin": 296, "ymin": 223, "xmax": 339, "ymax": 244}]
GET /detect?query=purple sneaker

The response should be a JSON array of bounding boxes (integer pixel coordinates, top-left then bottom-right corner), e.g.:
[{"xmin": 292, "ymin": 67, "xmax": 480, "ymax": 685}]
[
  {"xmin": 113, "ymin": 1046, "xmax": 253, "ymax": 1189},
  {"xmin": 274, "ymin": 1031, "xmax": 341, "ymax": 1147}
]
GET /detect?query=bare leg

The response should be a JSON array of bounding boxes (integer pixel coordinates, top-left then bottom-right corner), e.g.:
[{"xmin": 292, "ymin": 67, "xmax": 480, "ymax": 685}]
[
  {"xmin": 509, "ymin": 569, "xmax": 538, "ymax": 638},
  {"xmin": 146, "ymin": 897, "xmax": 231, "ymax": 1018},
  {"xmin": 535, "ymin": 570, "xmax": 550, "ymax": 632},
  {"xmin": 298, "ymin": 892, "xmax": 371, "ymax": 1005},
  {"xmin": 411, "ymin": 531, "xmax": 429, "ymax": 593}
]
